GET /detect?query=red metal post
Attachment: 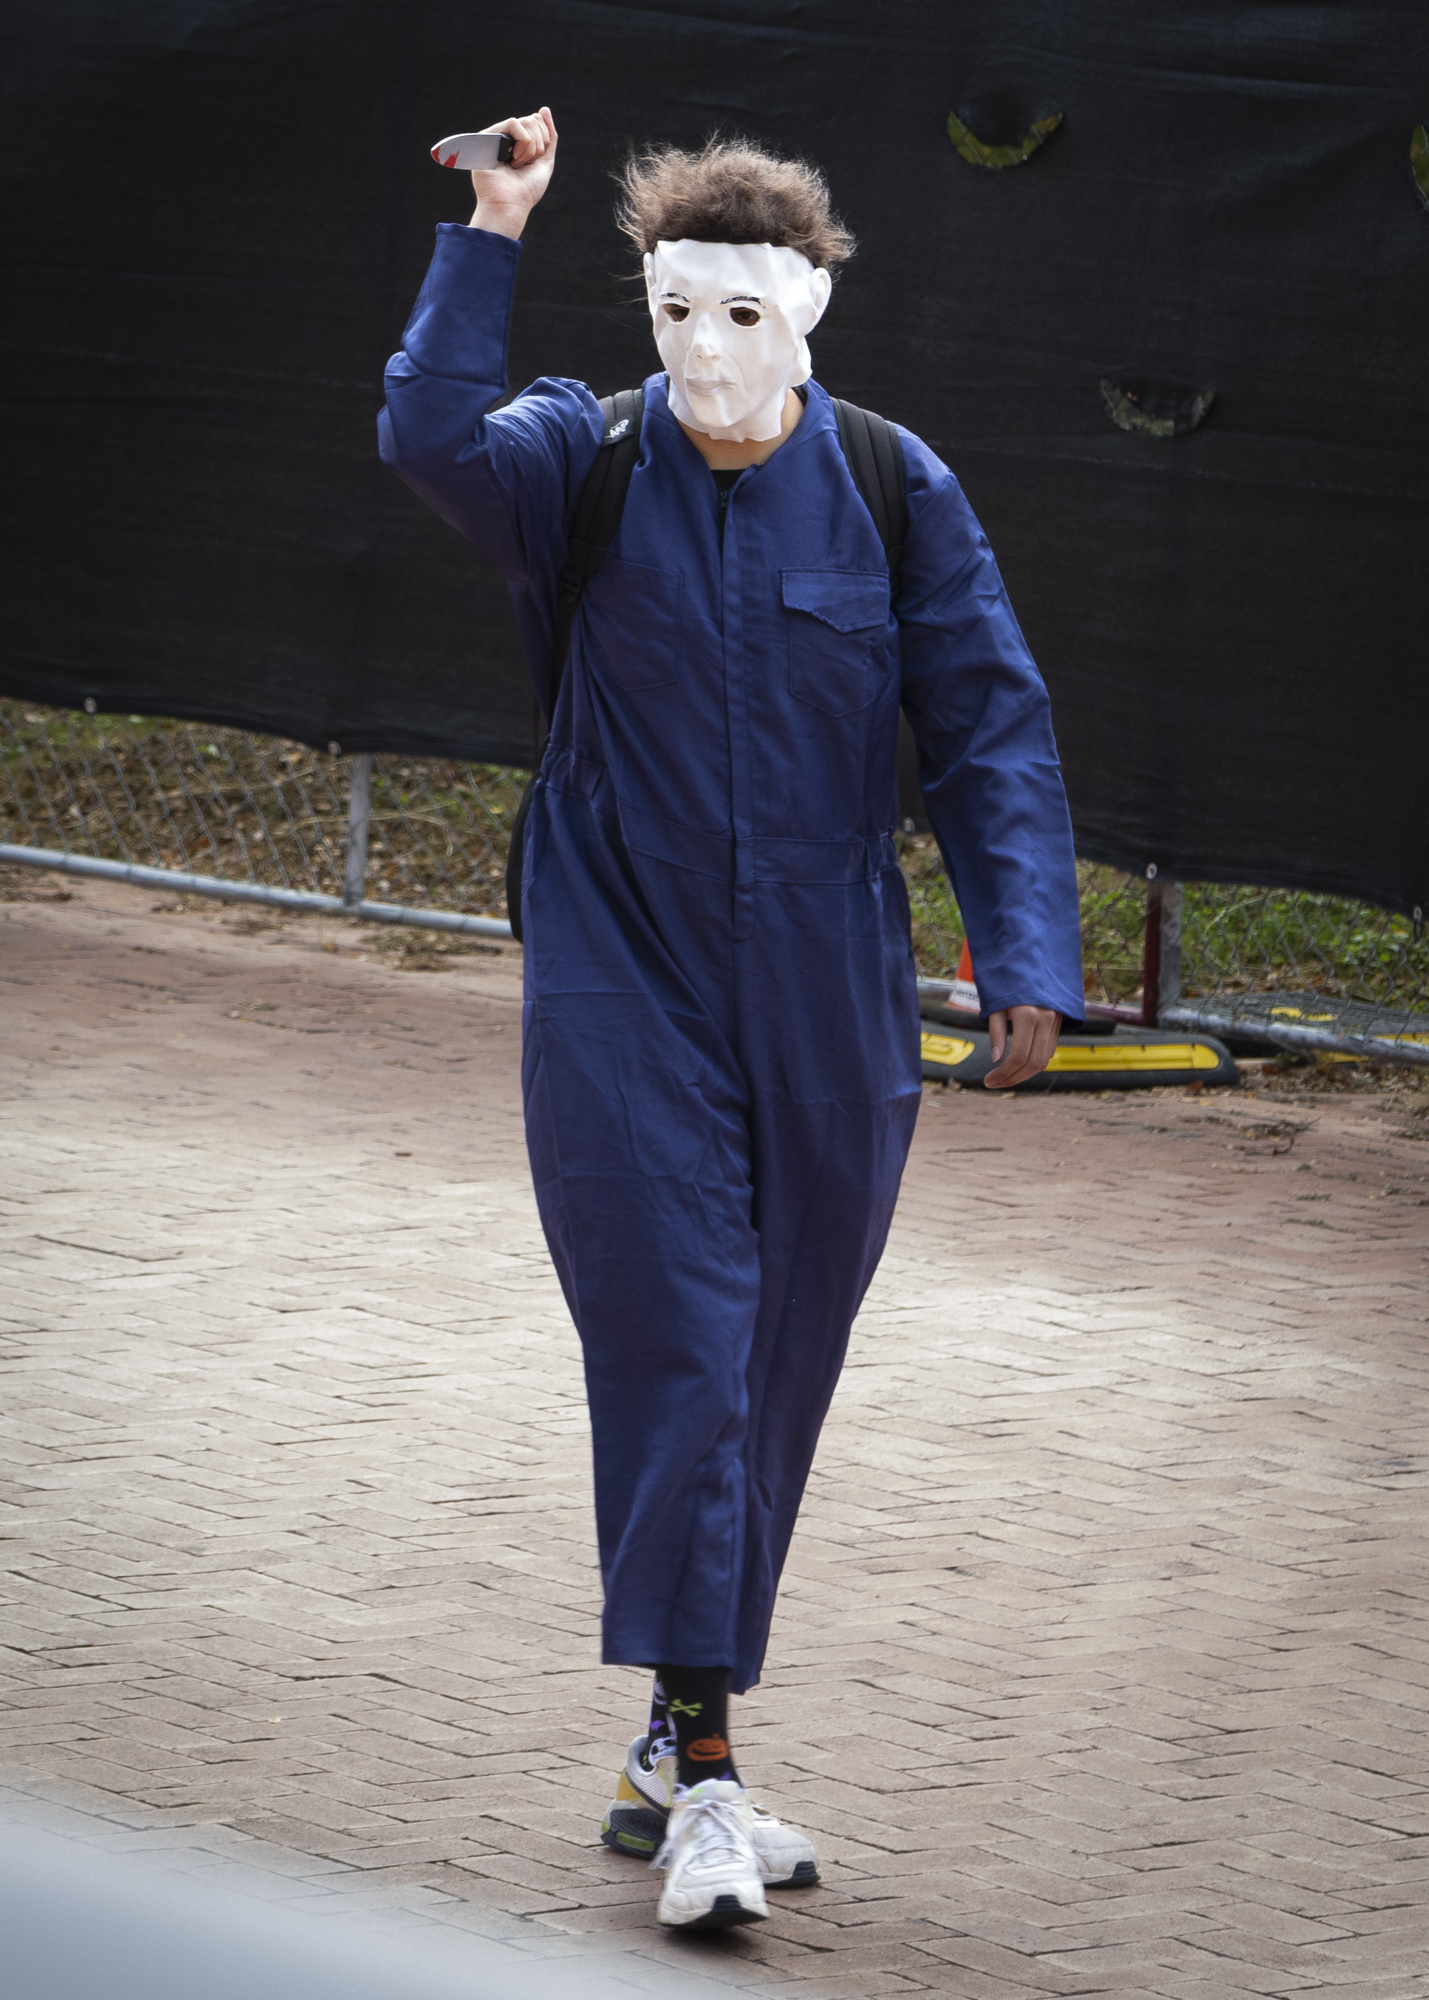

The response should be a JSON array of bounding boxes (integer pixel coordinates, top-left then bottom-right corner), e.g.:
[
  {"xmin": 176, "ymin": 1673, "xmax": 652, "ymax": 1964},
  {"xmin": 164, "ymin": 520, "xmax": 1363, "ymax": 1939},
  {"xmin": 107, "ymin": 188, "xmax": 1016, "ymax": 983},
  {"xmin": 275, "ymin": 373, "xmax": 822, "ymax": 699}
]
[
  {"xmin": 1082, "ymin": 867, "xmax": 1164, "ymax": 1030},
  {"xmin": 1141, "ymin": 871, "xmax": 1164, "ymax": 1028}
]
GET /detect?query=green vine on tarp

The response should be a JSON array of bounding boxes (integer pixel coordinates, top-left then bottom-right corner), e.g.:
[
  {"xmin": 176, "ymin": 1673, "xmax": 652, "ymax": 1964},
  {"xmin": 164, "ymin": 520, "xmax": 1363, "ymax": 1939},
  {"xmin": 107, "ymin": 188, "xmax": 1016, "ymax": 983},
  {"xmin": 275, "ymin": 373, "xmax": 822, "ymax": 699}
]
[
  {"xmin": 1412, "ymin": 123, "xmax": 1429, "ymax": 213},
  {"xmin": 946, "ymin": 109, "xmax": 1062, "ymax": 170},
  {"xmin": 1100, "ymin": 380, "xmax": 1215, "ymax": 439}
]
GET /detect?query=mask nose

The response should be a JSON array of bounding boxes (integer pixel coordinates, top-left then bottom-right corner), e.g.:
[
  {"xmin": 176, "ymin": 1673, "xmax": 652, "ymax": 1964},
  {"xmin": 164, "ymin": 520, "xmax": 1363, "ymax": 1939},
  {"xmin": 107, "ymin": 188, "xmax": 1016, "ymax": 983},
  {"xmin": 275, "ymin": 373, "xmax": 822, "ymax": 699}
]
[{"xmin": 687, "ymin": 309, "xmax": 728, "ymax": 364}]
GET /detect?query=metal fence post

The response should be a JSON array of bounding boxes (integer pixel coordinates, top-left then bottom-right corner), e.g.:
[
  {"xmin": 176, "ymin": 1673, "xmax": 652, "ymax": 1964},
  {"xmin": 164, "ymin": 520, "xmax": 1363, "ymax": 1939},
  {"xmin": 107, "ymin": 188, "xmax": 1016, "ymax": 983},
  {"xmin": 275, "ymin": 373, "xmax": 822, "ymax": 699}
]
[{"xmin": 343, "ymin": 753, "xmax": 373, "ymax": 908}]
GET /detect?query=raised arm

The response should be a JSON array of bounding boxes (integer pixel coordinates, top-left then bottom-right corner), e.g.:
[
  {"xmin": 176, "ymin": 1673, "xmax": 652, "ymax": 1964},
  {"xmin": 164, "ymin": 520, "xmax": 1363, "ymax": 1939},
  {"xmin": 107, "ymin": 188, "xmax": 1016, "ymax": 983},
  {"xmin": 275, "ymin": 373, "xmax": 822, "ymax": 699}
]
[
  {"xmin": 896, "ymin": 438, "xmax": 1085, "ymax": 1079},
  {"xmin": 378, "ymin": 107, "xmax": 603, "ymax": 703}
]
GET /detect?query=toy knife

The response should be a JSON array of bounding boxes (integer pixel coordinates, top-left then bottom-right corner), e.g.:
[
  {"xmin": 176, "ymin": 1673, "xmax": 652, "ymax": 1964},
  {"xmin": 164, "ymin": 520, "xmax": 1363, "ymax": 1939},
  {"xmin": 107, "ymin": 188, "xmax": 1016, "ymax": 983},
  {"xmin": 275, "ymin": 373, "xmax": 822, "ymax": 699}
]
[{"xmin": 431, "ymin": 132, "xmax": 516, "ymax": 171}]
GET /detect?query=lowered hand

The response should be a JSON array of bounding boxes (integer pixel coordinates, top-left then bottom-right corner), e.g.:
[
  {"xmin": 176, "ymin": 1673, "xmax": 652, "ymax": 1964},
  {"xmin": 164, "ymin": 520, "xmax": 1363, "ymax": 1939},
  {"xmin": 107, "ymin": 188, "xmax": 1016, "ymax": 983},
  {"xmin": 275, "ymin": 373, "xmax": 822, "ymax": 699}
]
[{"xmin": 984, "ymin": 1005, "xmax": 1061, "ymax": 1089}]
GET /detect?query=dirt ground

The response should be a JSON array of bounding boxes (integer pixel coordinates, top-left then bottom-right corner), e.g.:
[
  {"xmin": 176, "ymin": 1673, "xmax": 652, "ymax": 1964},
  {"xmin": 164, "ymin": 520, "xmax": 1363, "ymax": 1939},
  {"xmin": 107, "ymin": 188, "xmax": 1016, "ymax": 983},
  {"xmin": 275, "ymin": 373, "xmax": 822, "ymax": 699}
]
[{"xmin": 3, "ymin": 866, "xmax": 1428, "ymax": 1998}]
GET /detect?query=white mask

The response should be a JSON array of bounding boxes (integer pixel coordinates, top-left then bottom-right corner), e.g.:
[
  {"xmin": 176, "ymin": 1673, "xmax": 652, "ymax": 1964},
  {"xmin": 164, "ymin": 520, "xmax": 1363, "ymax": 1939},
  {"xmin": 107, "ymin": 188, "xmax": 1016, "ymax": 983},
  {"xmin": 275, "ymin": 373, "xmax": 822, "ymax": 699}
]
[{"xmin": 643, "ymin": 239, "xmax": 833, "ymax": 442}]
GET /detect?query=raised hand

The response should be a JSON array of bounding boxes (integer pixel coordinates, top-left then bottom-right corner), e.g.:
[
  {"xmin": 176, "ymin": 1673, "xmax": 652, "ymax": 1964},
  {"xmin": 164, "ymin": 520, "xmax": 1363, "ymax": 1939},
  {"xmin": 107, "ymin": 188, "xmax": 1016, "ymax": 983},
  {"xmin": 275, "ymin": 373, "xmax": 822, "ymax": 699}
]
[{"xmin": 469, "ymin": 107, "xmax": 558, "ymax": 239}]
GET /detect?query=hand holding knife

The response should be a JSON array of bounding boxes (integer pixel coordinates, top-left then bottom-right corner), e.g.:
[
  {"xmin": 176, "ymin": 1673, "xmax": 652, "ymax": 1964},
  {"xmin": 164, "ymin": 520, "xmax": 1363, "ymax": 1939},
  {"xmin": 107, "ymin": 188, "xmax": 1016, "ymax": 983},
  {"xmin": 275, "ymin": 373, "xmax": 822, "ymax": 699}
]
[{"xmin": 429, "ymin": 109, "xmax": 558, "ymax": 240}]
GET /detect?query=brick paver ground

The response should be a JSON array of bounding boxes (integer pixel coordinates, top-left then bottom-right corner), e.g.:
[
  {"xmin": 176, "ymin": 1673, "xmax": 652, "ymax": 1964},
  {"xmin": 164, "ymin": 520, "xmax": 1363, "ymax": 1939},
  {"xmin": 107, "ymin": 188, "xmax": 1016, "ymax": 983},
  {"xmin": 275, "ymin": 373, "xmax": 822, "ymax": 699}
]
[{"xmin": 3, "ymin": 866, "xmax": 1429, "ymax": 1998}]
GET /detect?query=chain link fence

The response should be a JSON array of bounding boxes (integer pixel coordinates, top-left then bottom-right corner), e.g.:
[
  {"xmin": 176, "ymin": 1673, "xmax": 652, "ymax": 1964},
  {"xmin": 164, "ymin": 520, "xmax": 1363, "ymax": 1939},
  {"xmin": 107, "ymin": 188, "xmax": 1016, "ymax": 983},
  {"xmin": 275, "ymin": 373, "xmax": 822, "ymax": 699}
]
[
  {"xmin": 1161, "ymin": 880, "xmax": 1428, "ymax": 1063},
  {"xmin": 4, "ymin": 699, "xmax": 1426, "ymax": 1063},
  {"xmin": 903, "ymin": 830, "xmax": 1428, "ymax": 1062},
  {"xmin": 0, "ymin": 700, "xmax": 519, "ymax": 936}
]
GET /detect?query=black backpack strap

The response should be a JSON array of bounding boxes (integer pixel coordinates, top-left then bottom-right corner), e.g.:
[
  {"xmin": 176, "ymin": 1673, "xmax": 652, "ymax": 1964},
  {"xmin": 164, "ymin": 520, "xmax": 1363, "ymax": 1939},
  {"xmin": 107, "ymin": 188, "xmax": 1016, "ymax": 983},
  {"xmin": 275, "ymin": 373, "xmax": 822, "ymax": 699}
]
[
  {"xmin": 508, "ymin": 387, "xmax": 644, "ymax": 941},
  {"xmin": 830, "ymin": 397, "xmax": 907, "ymax": 601},
  {"xmin": 543, "ymin": 387, "xmax": 645, "ymax": 737}
]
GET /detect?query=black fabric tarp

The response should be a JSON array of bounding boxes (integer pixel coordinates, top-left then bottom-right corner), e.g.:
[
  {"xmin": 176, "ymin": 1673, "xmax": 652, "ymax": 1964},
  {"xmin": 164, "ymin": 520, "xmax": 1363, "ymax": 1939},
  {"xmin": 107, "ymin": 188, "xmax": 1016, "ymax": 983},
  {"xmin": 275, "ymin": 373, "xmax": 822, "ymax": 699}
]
[{"xmin": 2, "ymin": 3, "xmax": 1425, "ymax": 914}]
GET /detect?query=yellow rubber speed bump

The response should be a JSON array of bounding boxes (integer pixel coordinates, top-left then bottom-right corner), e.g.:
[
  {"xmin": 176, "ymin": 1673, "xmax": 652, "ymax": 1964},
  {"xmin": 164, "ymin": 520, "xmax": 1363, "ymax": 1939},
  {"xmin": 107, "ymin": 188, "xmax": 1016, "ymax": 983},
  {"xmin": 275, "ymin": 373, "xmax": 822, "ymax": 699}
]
[
  {"xmin": 919, "ymin": 1032, "xmax": 977, "ymax": 1067},
  {"xmin": 920, "ymin": 1026, "xmax": 1238, "ymax": 1090},
  {"xmin": 1046, "ymin": 1041, "xmax": 1222, "ymax": 1073}
]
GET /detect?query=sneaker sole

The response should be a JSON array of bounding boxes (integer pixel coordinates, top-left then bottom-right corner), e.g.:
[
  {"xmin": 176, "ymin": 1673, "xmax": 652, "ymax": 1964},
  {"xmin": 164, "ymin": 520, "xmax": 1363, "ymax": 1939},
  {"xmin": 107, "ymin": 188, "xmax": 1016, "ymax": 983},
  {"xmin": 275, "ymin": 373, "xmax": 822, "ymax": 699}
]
[
  {"xmin": 599, "ymin": 1802, "xmax": 667, "ymax": 1858},
  {"xmin": 662, "ymin": 1892, "xmax": 767, "ymax": 1931}
]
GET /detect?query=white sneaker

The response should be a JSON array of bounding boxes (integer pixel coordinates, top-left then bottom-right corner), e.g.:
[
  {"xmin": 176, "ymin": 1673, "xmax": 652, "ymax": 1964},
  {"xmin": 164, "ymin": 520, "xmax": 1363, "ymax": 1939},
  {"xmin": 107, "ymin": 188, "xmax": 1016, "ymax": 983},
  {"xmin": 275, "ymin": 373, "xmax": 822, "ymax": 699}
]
[
  {"xmin": 601, "ymin": 1732, "xmax": 820, "ymax": 1886},
  {"xmin": 655, "ymin": 1778, "xmax": 770, "ymax": 1930}
]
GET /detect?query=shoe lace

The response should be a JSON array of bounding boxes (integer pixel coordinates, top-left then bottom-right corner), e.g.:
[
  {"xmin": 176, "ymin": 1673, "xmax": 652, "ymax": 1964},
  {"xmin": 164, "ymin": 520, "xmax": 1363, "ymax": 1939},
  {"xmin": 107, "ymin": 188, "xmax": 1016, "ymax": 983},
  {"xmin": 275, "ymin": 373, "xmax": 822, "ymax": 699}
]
[{"xmin": 651, "ymin": 1790, "xmax": 747, "ymax": 1872}]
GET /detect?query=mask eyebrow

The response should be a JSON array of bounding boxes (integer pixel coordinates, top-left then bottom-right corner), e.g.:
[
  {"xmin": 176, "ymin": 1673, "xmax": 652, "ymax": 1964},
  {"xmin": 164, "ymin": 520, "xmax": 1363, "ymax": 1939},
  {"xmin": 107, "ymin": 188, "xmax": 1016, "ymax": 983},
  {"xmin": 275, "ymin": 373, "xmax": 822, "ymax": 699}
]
[{"xmin": 721, "ymin": 294, "xmax": 763, "ymax": 305}]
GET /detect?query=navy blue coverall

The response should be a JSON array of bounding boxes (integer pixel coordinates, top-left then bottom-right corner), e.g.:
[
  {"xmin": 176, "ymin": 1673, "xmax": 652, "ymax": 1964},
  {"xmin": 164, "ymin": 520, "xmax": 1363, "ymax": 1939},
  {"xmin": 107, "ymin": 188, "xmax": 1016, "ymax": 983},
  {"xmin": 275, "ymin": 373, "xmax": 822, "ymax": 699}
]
[{"xmin": 381, "ymin": 224, "xmax": 1084, "ymax": 1692}]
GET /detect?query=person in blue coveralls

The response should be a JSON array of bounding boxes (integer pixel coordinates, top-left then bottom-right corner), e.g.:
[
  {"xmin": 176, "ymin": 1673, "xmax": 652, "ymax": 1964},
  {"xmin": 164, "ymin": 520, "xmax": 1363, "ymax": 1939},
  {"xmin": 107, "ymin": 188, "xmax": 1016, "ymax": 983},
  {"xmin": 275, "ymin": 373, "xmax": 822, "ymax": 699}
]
[{"xmin": 380, "ymin": 107, "xmax": 1083, "ymax": 1930}]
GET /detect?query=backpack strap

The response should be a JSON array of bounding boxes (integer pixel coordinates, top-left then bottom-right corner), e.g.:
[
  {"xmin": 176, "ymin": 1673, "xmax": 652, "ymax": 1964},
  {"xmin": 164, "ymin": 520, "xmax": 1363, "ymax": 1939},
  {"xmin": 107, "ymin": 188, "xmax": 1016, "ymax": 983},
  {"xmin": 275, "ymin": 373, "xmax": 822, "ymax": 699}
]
[
  {"xmin": 541, "ymin": 387, "xmax": 645, "ymax": 743},
  {"xmin": 508, "ymin": 387, "xmax": 644, "ymax": 941},
  {"xmin": 830, "ymin": 397, "xmax": 907, "ymax": 601}
]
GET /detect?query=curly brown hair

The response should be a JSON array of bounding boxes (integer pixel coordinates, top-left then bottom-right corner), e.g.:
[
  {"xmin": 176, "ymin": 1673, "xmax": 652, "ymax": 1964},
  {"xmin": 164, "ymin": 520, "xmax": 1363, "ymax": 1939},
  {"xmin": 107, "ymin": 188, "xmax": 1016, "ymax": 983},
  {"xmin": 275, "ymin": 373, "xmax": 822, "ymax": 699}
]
[{"xmin": 616, "ymin": 137, "xmax": 855, "ymax": 272}]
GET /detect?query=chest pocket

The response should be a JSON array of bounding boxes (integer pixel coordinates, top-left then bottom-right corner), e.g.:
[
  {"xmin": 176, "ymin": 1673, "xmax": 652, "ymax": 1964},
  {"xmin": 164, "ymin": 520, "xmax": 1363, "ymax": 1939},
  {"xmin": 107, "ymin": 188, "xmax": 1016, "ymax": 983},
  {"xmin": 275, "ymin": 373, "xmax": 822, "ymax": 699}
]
[
  {"xmin": 580, "ymin": 555, "xmax": 683, "ymax": 693},
  {"xmin": 782, "ymin": 569, "xmax": 890, "ymax": 717}
]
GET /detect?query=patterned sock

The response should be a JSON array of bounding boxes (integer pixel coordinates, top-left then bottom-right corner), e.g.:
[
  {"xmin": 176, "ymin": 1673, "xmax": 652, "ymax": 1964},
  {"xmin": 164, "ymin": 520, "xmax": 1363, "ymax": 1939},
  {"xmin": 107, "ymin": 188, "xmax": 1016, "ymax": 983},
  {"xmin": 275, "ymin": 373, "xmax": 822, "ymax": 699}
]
[
  {"xmin": 645, "ymin": 1672, "xmax": 677, "ymax": 1766},
  {"xmin": 655, "ymin": 1663, "xmax": 740, "ymax": 1789}
]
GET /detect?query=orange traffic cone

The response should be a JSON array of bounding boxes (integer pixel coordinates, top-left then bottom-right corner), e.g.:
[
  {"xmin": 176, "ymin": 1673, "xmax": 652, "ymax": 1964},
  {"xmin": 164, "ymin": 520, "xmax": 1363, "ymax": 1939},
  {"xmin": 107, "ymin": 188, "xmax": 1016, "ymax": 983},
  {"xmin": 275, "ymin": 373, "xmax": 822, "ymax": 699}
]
[{"xmin": 949, "ymin": 938, "xmax": 980, "ymax": 1014}]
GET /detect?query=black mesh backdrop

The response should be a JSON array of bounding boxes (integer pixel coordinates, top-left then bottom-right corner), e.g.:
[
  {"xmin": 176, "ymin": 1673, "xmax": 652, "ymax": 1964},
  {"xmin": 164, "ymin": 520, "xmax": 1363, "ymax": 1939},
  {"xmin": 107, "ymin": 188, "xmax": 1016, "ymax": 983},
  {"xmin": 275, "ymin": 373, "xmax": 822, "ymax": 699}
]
[{"xmin": 2, "ymin": 3, "xmax": 1425, "ymax": 913}]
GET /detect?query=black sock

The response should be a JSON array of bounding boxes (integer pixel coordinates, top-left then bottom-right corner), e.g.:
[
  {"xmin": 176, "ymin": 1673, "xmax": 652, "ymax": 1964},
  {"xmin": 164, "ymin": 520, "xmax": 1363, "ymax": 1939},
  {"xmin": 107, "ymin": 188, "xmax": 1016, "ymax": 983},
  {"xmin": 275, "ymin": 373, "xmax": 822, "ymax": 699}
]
[{"xmin": 655, "ymin": 1664, "xmax": 740, "ymax": 1790}]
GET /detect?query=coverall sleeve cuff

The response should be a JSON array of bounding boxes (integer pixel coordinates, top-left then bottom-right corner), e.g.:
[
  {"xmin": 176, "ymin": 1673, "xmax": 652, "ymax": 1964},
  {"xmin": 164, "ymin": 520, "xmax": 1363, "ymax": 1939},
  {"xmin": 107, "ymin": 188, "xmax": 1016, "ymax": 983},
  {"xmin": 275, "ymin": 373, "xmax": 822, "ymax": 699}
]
[
  {"xmin": 980, "ymin": 990, "xmax": 1084, "ymax": 1019},
  {"xmin": 437, "ymin": 220, "xmax": 524, "ymax": 262}
]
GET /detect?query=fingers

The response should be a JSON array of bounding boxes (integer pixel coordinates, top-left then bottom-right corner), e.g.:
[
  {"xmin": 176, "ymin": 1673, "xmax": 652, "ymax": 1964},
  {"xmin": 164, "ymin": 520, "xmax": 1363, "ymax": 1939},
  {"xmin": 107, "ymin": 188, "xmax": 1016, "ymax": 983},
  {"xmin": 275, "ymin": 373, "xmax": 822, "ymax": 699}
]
[
  {"xmin": 469, "ymin": 109, "xmax": 558, "ymax": 229},
  {"xmin": 984, "ymin": 1008, "xmax": 1034, "ymax": 1088},
  {"xmin": 984, "ymin": 1006, "xmax": 1061, "ymax": 1089},
  {"xmin": 488, "ymin": 109, "xmax": 555, "ymax": 166},
  {"xmin": 987, "ymin": 1010, "xmax": 1008, "ymax": 1065}
]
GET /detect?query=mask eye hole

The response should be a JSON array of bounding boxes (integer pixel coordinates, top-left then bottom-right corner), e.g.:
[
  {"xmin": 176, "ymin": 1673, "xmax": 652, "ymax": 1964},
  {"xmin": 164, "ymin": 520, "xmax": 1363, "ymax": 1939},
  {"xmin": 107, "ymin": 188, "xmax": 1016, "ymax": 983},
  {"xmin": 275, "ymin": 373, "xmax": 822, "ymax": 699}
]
[
  {"xmin": 662, "ymin": 303, "xmax": 690, "ymax": 322},
  {"xmin": 729, "ymin": 306, "xmax": 761, "ymax": 328}
]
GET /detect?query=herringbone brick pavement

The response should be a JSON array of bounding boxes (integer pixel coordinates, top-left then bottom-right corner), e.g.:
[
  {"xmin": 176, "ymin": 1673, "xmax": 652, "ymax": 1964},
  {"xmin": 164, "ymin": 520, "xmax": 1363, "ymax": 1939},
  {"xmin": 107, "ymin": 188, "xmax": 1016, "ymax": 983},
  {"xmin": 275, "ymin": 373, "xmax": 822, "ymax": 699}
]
[{"xmin": 3, "ymin": 868, "xmax": 1429, "ymax": 1997}]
